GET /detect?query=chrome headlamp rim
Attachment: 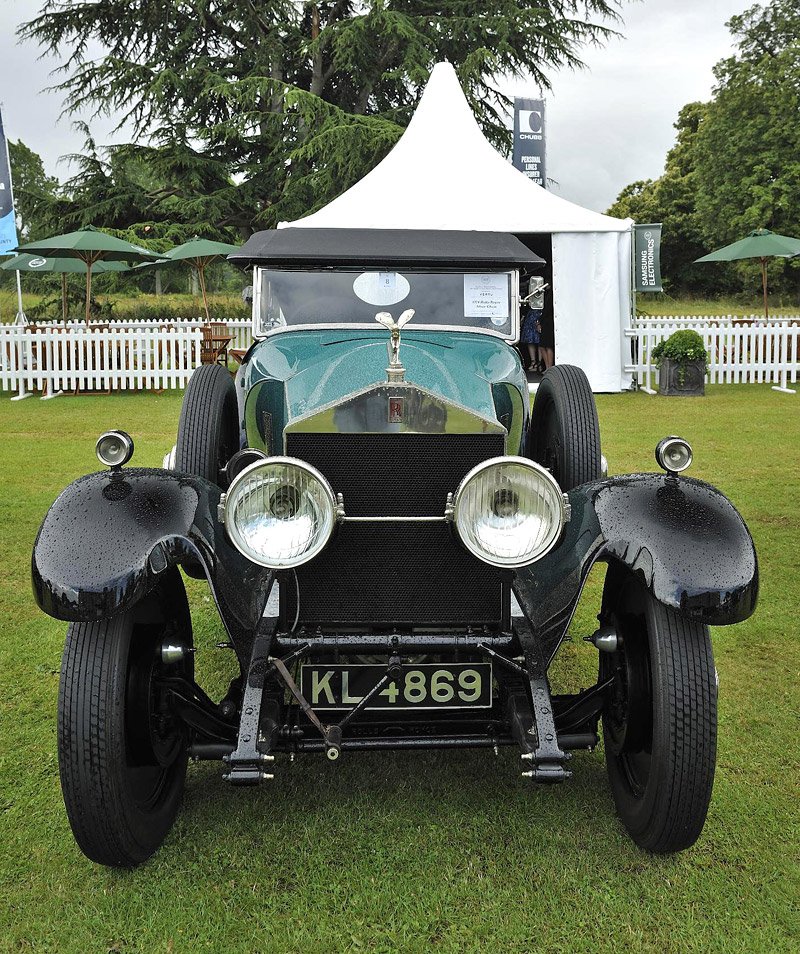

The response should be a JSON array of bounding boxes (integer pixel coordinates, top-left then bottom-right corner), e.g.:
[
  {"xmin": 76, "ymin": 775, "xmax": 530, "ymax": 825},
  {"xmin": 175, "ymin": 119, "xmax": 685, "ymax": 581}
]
[
  {"xmin": 96, "ymin": 429, "xmax": 134, "ymax": 468},
  {"xmin": 223, "ymin": 455, "xmax": 337, "ymax": 569},
  {"xmin": 655, "ymin": 435, "xmax": 693, "ymax": 474},
  {"xmin": 452, "ymin": 455, "xmax": 567, "ymax": 569}
]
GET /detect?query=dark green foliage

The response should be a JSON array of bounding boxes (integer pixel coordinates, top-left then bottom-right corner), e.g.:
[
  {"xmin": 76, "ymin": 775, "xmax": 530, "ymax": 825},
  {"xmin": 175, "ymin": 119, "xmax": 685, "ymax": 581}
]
[
  {"xmin": 651, "ymin": 329, "xmax": 709, "ymax": 372},
  {"xmin": 27, "ymin": 293, "xmax": 250, "ymax": 323},
  {"xmin": 608, "ymin": 103, "xmax": 725, "ymax": 294},
  {"xmin": 608, "ymin": 0, "xmax": 800, "ymax": 297},
  {"xmin": 693, "ymin": 1, "xmax": 800, "ymax": 299},
  {"xmin": 49, "ymin": 125, "xmax": 243, "ymax": 244},
  {"xmin": 110, "ymin": 298, "xmax": 250, "ymax": 322},
  {"xmin": 7, "ymin": 139, "xmax": 59, "ymax": 241},
  {"xmin": 20, "ymin": 2, "xmax": 624, "ymax": 234},
  {"xmin": 26, "ymin": 284, "xmax": 114, "ymax": 322}
]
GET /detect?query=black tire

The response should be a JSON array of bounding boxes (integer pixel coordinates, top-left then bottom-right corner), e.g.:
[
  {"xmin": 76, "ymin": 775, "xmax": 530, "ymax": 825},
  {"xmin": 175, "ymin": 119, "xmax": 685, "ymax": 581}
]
[
  {"xmin": 600, "ymin": 565, "xmax": 717, "ymax": 853},
  {"xmin": 528, "ymin": 365, "xmax": 601, "ymax": 491},
  {"xmin": 57, "ymin": 571, "xmax": 193, "ymax": 867},
  {"xmin": 175, "ymin": 364, "xmax": 239, "ymax": 486}
]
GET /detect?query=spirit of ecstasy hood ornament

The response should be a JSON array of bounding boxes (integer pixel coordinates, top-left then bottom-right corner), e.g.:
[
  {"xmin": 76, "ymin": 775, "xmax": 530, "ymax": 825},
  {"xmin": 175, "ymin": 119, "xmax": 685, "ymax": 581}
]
[{"xmin": 375, "ymin": 309, "xmax": 414, "ymax": 383}]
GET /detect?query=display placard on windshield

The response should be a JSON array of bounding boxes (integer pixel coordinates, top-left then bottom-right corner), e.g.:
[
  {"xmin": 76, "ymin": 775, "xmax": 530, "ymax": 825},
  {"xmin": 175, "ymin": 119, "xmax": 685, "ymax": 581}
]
[{"xmin": 254, "ymin": 268, "xmax": 519, "ymax": 340}]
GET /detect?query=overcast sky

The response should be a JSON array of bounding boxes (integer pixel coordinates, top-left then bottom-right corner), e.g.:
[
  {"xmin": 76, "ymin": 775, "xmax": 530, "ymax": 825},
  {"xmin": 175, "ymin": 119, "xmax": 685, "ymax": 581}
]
[{"xmin": 0, "ymin": 0, "xmax": 751, "ymax": 214}]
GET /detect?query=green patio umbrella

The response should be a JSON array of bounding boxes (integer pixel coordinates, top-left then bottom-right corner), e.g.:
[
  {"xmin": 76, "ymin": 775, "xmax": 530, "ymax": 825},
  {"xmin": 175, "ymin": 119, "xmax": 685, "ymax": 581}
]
[
  {"xmin": 1, "ymin": 253, "xmax": 129, "ymax": 321},
  {"xmin": 163, "ymin": 238, "xmax": 240, "ymax": 321},
  {"xmin": 15, "ymin": 226, "xmax": 160, "ymax": 322},
  {"xmin": 695, "ymin": 229, "xmax": 800, "ymax": 318}
]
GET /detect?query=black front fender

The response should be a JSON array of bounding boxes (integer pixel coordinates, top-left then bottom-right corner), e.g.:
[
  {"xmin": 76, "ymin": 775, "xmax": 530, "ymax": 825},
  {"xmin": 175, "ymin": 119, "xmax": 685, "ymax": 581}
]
[
  {"xmin": 32, "ymin": 468, "xmax": 274, "ymax": 659},
  {"xmin": 514, "ymin": 473, "xmax": 758, "ymax": 658}
]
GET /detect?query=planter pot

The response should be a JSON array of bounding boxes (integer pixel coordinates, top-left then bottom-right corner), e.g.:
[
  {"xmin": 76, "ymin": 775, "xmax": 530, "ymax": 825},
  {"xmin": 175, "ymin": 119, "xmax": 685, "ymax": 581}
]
[{"xmin": 658, "ymin": 358, "xmax": 705, "ymax": 396}]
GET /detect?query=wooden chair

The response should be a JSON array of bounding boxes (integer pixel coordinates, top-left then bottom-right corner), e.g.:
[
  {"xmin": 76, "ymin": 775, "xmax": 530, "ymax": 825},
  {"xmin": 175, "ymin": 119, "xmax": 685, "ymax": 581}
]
[{"xmin": 200, "ymin": 324, "xmax": 231, "ymax": 366}]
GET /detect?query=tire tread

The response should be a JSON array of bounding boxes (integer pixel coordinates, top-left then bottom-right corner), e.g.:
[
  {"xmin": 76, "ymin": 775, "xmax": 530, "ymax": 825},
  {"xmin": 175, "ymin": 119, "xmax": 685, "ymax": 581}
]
[
  {"xmin": 602, "ymin": 569, "xmax": 717, "ymax": 854},
  {"xmin": 175, "ymin": 364, "xmax": 237, "ymax": 483},
  {"xmin": 58, "ymin": 578, "xmax": 191, "ymax": 867},
  {"xmin": 649, "ymin": 601, "xmax": 717, "ymax": 852},
  {"xmin": 530, "ymin": 365, "xmax": 601, "ymax": 490},
  {"xmin": 59, "ymin": 618, "xmax": 133, "ymax": 866}
]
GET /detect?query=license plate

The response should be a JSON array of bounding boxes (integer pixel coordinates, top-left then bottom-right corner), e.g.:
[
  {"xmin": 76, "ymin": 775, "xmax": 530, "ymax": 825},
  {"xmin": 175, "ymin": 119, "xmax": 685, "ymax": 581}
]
[{"xmin": 300, "ymin": 663, "xmax": 492, "ymax": 711}]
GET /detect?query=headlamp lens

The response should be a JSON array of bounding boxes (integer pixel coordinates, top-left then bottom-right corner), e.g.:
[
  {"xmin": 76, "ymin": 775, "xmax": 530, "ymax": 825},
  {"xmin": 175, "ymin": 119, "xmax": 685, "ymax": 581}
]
[
  {"xmin": 454, "ymin": 457, "xmax": 566, "ymax": 567},
  {"xmin": 224, "ymin": 458, "xmax": 335, "ymax": 568}
]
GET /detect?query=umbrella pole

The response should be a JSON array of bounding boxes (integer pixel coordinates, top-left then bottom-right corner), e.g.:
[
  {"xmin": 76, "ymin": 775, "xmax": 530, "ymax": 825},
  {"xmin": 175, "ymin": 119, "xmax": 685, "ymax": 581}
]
[
  {"xmin": 85, "ymin": 261, "xmax": 92, "ymax": 324},
  {"xmin": 761, "ymin": 257, "xmax": 768, "ymax": 320},
  {"xmin": 198, "ymin": 261, "xmax": 210, "ymax": 322},
  {"xmin": 62, "ymin": 274, "xmax": 68, "ymax": 321},
  {"xmin": 15, "ymin": 270, "xmax": 27, "ymax": 325}
]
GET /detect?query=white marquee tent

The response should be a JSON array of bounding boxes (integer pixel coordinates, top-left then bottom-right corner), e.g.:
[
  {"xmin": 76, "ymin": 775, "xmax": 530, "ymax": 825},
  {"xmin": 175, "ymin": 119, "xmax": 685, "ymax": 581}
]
[{"xmin": 282, "ymin": 62, "xmax": 634, "ymax": 392}]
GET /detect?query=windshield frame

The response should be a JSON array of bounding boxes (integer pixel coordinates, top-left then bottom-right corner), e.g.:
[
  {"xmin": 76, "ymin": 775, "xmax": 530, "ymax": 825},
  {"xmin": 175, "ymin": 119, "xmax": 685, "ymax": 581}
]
[{"xmin": 251, "ymin": 266, "xmax": 521, "ymax": 343}]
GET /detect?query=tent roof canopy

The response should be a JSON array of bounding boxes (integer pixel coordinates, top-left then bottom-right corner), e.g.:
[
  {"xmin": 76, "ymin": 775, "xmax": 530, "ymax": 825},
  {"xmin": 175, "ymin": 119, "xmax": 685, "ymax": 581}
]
[
  {"xmin": 282, "ymin": 62, "xmax": 630, "ymax": 235},
  {"xmin": 231, "ymin": 227, "xmax": 544, "ymax": 269}
]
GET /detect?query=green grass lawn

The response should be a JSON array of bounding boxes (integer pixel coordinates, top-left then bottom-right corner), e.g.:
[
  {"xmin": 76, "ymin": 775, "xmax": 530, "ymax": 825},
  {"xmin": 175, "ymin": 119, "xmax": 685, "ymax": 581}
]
[
  {"xmin": 636, "ymin": 294, "xmax": 799, "ymax": 317},
  {"xmin": 0, "ymin": 386, "xmax": 798, "ymax": 953}
]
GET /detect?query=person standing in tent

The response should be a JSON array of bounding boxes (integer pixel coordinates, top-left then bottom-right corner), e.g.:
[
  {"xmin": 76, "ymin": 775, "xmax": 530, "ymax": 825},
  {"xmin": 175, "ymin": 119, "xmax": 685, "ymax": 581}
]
[
  {"xmin": 520, "ymin": 276, "xmax": 548, "ymax": 372},
  {"xmin": 539, "ymin": 299, "xmax": 555, "ymax": 372}
]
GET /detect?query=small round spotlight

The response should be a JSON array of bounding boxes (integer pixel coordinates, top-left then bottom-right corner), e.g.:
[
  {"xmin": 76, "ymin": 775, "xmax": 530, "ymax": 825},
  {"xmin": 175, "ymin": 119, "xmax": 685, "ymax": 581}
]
[
  {"xmin": 225, "ymin": 448, "xmax": 268, "ymax": 484},
  {"xmin": 96, "ymin": 430, "xmax": 134, "ymax": 469},
  {"xmin": 655, "ymin": 436, "xmax": 693, "ymax": 475}
]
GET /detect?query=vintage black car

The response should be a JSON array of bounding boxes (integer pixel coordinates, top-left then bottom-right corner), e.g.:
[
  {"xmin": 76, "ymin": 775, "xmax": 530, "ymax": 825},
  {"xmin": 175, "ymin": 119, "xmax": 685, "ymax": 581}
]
[{"xmin": 32, "ymin": 229, "xmax": 758, "ymax": 867}]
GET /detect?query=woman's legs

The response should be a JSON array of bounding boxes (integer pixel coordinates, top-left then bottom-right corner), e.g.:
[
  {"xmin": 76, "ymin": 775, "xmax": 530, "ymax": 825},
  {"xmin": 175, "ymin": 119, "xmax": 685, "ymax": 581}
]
[{"xmin": 541, "ymin": 346, "xmax": 554, "ymax": 370}]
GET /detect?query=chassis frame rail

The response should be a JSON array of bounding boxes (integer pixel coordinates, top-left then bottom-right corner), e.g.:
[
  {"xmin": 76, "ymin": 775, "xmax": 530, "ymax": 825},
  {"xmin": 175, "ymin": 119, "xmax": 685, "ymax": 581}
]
[{"xmin": 173, "ymin": 621, "xmax": 607, "ymax": 785}]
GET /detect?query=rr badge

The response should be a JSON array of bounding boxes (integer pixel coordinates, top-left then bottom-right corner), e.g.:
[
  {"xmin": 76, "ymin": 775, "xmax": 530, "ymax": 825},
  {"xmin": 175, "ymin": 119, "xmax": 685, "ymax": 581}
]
[{"xmin": 388, "ymin": 396, "xmax": 404, "ymax": 424}]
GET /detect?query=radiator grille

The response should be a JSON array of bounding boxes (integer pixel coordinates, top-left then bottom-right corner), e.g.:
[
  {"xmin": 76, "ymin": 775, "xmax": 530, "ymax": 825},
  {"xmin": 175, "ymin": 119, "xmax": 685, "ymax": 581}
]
[{"xmin": 284, "ymin": 432, "xmax": 506, "ymax": 627}]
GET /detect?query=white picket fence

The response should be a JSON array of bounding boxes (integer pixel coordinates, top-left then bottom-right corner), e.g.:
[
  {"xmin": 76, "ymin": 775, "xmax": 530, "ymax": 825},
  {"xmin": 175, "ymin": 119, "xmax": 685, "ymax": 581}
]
[
  {"xmin": 0, "ymin": 319, "xmax": 253, "ymax": 398},
  {"xmin": 3, "ymin": 314, "xmax": 798, "ymax": 399},
  {"xmin": 28, "ymin": 317, "xmax": 255, "ymax": 351},
  {"xmin": 626, "ymin": 315, "xmax": 799, "ymax": 394}
]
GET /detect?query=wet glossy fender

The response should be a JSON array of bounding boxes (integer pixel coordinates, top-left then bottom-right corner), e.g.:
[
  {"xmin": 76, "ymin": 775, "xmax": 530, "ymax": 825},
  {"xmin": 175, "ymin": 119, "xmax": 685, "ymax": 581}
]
[
  {"xmin": 32, "ymin": 468, "xmax": 273, "ymax": 660},
  {"xmin": 514, "ymin": 473, "xmax": 758, "ymax": 660}
]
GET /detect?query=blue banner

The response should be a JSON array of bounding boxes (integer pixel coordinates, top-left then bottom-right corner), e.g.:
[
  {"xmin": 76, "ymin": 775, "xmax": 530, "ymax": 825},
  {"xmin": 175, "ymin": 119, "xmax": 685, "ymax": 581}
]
[
  {"xmin": 0, "ymin": 110, "xmax": 19, "ymax": 254},
  {"xmin": 512, "ymin": 98, "xmax": 546, "ymax": 188}
]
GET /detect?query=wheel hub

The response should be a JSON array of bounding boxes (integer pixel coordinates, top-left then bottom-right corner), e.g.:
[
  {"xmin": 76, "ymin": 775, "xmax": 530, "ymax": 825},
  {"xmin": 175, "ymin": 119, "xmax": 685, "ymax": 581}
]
[{"xmin": 604, "ymin": 612, "xmax": 652, "ymax": 756}]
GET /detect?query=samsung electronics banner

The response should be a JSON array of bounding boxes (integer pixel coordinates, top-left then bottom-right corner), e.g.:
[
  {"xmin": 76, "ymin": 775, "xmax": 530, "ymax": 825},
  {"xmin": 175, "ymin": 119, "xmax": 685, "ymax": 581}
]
[
  {"xmin": 0, "ymin": 111, "xmax": 19, "ymax": 254},
  {"xmin": 633, "ymin": 224, "xmax": 663, "ymax": 292},
  {"xmin": 512, "ymin": 98, "xmax": 546, "ymax": 187}
]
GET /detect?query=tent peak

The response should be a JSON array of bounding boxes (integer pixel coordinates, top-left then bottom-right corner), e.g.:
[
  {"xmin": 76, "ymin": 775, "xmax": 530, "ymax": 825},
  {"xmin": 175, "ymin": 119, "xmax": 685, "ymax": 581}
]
[{"xmin": 283, "ymin": 62, "xmax": 629, "ymax": 234}]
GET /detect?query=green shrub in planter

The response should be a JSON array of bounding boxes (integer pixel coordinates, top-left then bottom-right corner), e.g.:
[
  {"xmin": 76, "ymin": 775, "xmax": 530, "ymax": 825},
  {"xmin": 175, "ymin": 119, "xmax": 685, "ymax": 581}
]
[{"xmin": 651, "ymin": 329, "xmax": 709, "ymax": 396}]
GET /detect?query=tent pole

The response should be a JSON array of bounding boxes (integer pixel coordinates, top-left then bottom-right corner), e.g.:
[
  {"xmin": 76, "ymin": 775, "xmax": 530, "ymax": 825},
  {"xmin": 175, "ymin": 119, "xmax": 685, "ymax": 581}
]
[
  {"xmin": 761, "ymin": 257, "xmax": 768, "ymax": 320},
  {"xmin": 61, "ymin": 273, "xmax": 68, "ymax": 321}
]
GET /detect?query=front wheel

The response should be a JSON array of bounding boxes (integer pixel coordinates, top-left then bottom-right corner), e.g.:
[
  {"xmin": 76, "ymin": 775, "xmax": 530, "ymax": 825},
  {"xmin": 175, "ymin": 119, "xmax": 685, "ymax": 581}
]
[
  {"xmin": 528, "ymin": 365, "xmax": 601, "ymax": 491},
  {"xmin": 600, "ymin": 566, "xmax": 717, "ymax": 853},
  {"xmin": 175, "ymin": 363, "xmax": 239, "ymax": 486},
  {"xmin": 57, "ymin": 572, "xmax": 193, "ymax": 867}
]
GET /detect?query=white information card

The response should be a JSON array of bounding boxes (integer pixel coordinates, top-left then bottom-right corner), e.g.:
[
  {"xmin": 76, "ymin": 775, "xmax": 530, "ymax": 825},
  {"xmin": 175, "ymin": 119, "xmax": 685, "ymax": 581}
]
[
  {"xmin": 463, "ymin": 274, "xmax": 509, "ymax": 323},
  {"xmin": 353, "ymin": 271, "xmax": 410, "ymax": 306}
]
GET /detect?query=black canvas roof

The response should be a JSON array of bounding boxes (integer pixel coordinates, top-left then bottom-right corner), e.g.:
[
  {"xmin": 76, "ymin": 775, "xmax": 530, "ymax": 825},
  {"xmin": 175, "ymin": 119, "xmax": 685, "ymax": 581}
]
[{"xmin": 229, "ymin": 228, "xmax": 545, "ymax": 269}]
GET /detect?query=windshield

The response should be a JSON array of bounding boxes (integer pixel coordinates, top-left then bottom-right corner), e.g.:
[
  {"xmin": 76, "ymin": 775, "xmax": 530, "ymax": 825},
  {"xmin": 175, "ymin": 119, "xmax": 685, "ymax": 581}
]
[{"xmin": 253, "ymin": 268, "xmax": 519, "ymax": 340}]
